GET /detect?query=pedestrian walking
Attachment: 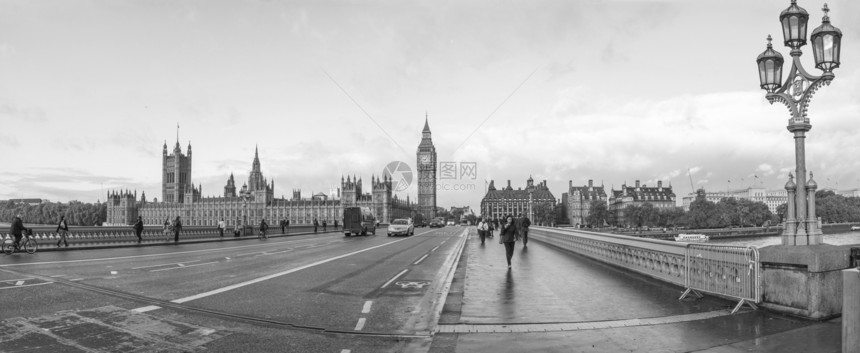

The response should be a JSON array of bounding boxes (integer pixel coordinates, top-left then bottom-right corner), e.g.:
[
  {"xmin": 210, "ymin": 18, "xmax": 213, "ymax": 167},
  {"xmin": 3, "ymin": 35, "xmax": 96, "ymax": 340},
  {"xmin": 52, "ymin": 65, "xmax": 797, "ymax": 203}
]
[
  {"xmin": 487, "ymin": 217, "xmax": 495, "ymax": 238},
  {"xmin": 233, "ymin": 220, "xmax": 242, "ymax": 237},
  {"xmin": 493, "ymin": 218, "xmax": 500, "ymax": 237},
  {"xmin": 477, "ymin": 217, "xmax": 489, "ymax": 245},
  {"xmin": 133, "ymin": 216, "xmax": 144, "ymax": 244},
  {"xmin": 280, "ymin": 218, "xmax": 286, "ymax": 234},
  {"xmin": 218, "ymin": 218, "xmax": 225, "ymax": 237},
  {"xmin": 313, "ymin": 218, "xmax": 319, "ymax": 233},
  {"xmin": 172, "ymin": 216, "xmax": 182, "ymax": 243},
  {"xmin": 500, "ymin": 214, "xmax": 519, "ymax": 268},
  {"xmin": 334, "ymin": 219, "xmax": 338, "ymax": 230},
  {"xmin": 285, "ymin": 219, "xmax": 290, "ymax": 234},
  {"xmin": 56, "ymin": 215, "xmax": 70, "ymax": 247},
  {"xmin": 322, "ymin": 220, "xmax": 327, "ymax": 232},
  {"xmin": 163, "ymin": 218, "xmax": 171, "ymax": 242},
  {"xmin": 518, "ymin": 213, "xmax": 531, "ymax": 247},
  {"xmin": 10, "ymin": 214, "xmax": 25, "ymax": 250}
]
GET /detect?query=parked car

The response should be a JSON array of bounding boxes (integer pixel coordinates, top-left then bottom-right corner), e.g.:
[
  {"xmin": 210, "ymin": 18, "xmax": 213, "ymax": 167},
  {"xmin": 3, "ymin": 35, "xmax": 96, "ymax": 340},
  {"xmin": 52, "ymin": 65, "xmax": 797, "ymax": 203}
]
[
  {"xmin": 429, "ymin": 220, "xmax": 443, "ymax": 228},
  {"xmin": 446, "ymin": 221, "xmax": 455, "ymax": 226},
  {"xmin": 343, "ymin": 206, "xmax": 376, "ymax": 236},
  {"xmin": 388, "ymin": 219, "xmax": 414, "ymax": 237}
]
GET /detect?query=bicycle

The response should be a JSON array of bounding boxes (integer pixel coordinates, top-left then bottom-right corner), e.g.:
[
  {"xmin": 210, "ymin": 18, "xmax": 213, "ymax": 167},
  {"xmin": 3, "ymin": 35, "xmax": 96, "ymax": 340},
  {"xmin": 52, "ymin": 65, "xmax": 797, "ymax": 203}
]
[
  {"xmin": 3, "ymin": 229, "xmax": 38, "ymax": 255},
  {"xmin": 258, "ymin": 228, "xmax": 268, "ymax": 240}
]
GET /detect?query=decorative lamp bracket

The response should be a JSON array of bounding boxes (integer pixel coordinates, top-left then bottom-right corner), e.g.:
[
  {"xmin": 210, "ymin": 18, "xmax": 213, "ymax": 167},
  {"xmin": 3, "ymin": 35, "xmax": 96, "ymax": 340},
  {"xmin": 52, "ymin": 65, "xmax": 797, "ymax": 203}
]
[{"xmin": 766, "ymin": 55, "xmax": 833, "ymax": 125}]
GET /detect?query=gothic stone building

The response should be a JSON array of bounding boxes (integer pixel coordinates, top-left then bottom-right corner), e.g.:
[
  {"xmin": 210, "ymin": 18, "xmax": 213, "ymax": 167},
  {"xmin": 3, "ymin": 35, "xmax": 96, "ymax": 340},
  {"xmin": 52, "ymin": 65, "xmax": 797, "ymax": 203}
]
[
  {"xmin": 480, "ymin": 177, "xmax": 556, "ymax": 221},
  {"xmin": 416, "ymin": 116, "xmax": 437, "ymax": 219},
  {"xmin": 608, "ymin": 180, "xmax": 676, "ymax": 226},
  {"xmin": 106, "ymin": 140, "xmax": 414, "ymax": 227}
]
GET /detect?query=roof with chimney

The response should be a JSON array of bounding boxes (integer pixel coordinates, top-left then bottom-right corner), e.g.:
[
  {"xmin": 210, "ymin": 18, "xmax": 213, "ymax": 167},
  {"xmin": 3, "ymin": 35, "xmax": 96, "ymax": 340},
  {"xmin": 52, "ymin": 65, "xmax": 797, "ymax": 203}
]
[
  {"xmin": 482, "ymin": 178, "xmax": 556, "ymax": 201},
  {"xmin": 568, "ymin": 179, "xmax": 607, "ymax": 201},
  {"xmin": 609, "ymin": 180, "xmax": 675, "ymax": 202}
]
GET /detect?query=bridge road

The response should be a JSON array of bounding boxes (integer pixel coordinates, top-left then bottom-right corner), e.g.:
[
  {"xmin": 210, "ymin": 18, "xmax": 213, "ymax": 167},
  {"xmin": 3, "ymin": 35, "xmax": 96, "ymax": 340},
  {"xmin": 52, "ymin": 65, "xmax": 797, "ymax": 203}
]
[{"xmin": 0, "ymin": 226, "xmax": 470, "ymax": 352}]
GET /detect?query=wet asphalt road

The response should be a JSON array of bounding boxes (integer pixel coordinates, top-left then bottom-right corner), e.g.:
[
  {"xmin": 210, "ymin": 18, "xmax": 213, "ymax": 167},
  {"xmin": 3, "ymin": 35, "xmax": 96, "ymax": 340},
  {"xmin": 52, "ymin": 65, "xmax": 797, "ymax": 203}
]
[{"xmin": 0, "ymin": 226, "xmax": 468, "ymax": 353}]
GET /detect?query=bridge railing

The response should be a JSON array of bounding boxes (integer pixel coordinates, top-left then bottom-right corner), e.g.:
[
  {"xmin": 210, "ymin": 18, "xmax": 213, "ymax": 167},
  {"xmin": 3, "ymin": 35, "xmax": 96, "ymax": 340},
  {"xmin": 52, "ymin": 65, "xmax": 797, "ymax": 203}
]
[
  {"xmin": 0, "ymin": 224, "xmax": 324, "ymax": 248},
  {"xmin": 530, "ymin": 226, "xmax": 760, "ymax": 314}
]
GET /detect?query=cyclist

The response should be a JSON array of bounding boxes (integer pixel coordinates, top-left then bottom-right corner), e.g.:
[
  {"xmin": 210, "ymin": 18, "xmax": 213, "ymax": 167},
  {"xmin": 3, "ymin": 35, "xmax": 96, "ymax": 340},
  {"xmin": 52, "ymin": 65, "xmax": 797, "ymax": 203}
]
[
  {"xmin": 10, "ymin": 214, "xmax": 25, "ymax": 249},
  {"xmin": 259, "ymin": 219, "xmax": 268, "ymax": 238}
]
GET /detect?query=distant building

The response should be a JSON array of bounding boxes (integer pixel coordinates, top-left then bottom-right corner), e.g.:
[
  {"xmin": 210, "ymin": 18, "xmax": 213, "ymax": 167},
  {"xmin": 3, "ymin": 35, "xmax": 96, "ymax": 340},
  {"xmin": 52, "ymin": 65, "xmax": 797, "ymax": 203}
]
[
  {"xmin": 416, "ymin": 116, "xmax": 437, "ymax": 219},
  {"xmin": 838, "ymin": 189, "xmax": 860, "ymax": 198},
  {"xmin": 681, "ymin": 187, "xmax": 787, "ymax": 214},
  {"xmin": 609, "ymin": 180, "xmax": 676, "ymax": 226},
  {"xmin": 106, "ymin": 139, "xmax": 414, "ymax": 226},
  {"xmin": 481, "ymin": 176, "xmax": 556, "ymax": 221},
  {"xmin": 6, "ymin": 198, "xmax": 44, "ymax": 206},
  {"xmin": 563, "ymin": 179, "xmax": 608, "ymax": 227}
]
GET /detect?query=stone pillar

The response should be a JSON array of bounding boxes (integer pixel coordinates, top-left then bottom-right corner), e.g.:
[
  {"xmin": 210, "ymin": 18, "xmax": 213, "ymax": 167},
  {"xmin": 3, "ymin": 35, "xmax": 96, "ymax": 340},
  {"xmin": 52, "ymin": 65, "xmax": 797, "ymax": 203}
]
[
  {"xmin": 783, "ymin": 173, "xmax": 797, "ymax": 246},
  {"xmin": 806, "ymin": 173, "xmax": 822, "ymax": 245},
  {"xmin": 844, "ymin": 268, "xmax": 860, "ymax": 353}
]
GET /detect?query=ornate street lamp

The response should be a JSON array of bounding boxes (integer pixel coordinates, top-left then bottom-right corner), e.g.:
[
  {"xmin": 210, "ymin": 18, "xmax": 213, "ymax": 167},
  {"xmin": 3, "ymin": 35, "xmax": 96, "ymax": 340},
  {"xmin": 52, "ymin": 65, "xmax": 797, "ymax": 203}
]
[{"xmin": 757, "ymin": 1, "xmax": 842, "ymax": 246}]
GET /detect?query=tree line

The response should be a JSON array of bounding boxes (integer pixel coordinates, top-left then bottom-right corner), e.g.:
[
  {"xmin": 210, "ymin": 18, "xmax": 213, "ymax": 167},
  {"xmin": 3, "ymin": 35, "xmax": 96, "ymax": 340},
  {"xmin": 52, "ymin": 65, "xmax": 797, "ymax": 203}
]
[
  {"xmin": 1, "ymin": 200, "xmax": 107, "ymax": 226},
  {"xmin": 579, "ymin": 189, "xmax": 860, "ymax": 230}
]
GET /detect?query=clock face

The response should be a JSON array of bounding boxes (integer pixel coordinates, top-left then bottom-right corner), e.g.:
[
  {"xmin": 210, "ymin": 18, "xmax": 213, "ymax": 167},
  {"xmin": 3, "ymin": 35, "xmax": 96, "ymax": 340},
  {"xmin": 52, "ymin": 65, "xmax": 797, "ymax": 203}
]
[{"xmin": 420, "ymin": 154, "xmax": 430, "ymax": 165}]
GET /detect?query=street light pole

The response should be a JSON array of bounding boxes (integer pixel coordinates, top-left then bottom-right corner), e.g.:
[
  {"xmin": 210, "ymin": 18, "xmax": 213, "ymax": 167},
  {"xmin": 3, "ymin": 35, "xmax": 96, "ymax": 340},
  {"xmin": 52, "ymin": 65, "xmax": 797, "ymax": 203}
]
[{"xmin": 757, "ymin": 1, "xmax": 842, "ymax": 246}]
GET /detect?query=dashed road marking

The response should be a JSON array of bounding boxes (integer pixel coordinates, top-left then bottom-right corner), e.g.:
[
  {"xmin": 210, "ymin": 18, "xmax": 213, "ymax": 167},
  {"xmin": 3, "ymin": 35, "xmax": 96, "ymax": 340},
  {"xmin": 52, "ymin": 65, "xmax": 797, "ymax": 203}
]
[
  {"xmin": 381, "ymin": 269, "xmax": 408, "ymax": 289},
  {"xmin": 413, "ymin": 254, "xmax": 429, "ymax": 265},
  {"xmin": 150, "ymin": 261, "xmax": 218, "ymax": 272},
  {"xmin": 15, "ymin": 280, "xmax": 24, "ymax": 286},
  {"xmin": 431, "ymin": 246, "xmax": 439, "ymax": 252},
  {"xmin": 132, "ymin": 235, "xmax": 418, "ymax": 313},
  {"xmin": 354, "ymin": 318, "xmax": 366, "ymax": 331},
  {"xmin": 133, "ymin": 260, "xmax": 200, "ymax": 270},
  {"xmin": 341, "ymin": 350, "xmax": 351, "ymax": 353},
  {"xmin": 362, "ymin": 301, "xmax": 373, "ymax": 314}
]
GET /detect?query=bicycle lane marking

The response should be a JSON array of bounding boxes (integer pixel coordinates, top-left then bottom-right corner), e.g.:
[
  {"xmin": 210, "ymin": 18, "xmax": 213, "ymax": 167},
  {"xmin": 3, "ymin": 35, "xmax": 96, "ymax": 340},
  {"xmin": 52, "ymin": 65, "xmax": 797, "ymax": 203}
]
[{"xmin": 132, "ymin": 234, "xmax": 425, "ymax": 313}]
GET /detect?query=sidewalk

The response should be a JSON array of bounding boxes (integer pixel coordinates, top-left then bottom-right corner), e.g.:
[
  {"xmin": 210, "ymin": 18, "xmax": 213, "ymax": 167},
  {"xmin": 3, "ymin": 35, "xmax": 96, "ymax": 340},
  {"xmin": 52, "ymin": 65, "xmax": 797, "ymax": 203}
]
[{"xmin": 431, "ymin": 230, "xmax": 842, "ymax": 353}]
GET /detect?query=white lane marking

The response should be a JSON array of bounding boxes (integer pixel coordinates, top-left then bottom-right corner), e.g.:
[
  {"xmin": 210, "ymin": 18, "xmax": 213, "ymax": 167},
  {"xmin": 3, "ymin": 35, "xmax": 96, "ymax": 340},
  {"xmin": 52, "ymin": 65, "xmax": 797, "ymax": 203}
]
[
  {"xmin": 0, "ymin": 282, "xmax": 53, "ymax": 290},
  {"xmin": 362, "ymin": 301, "xmax": 372, "ymax": 314},
  {"xmin": 49, "ymin": 275, "xmax": 66, "ymax": 278},
  {"xmin": 69, "ymin": 278, "xmax": 84, "ymax": 281},
  {"xmin": 132, "ymin": 235, "xmax": 418, "ymax": 312},
  {"xmin": 441, "ymin": 240, "xmax": 447, "ymax": 245},
  {"xmin": 0, "ymin": 234, "xmax": 343, "ymax": 267},
  {"xmin": 341, "ymin": 350, "xmax": 351, "ymax": 353},
  {"xmin": 15, "ymin": 280, "xmax": 24, "ymax": 286},
  {"xmin": 132, "ymin": 305, "xmax": 160, "ymax": 313},
  {"xmin": 430, "ymin": 246, "xmax": 439, "ymax": 252},
  {"xmin": 110, "ymin": 271, "xmax": 118, "ymax": 275},
  {"xmin": 149, "ymin": 261, "xmax": 219, "ymax": 272},
  {"xmin": 1, "ymin": 278, "xmax": 33, "ymax": 282},
  {"xmin": 255, "ymin": 249, "xmax": 294, "ymax": 256},
  {"xmin": 236, "ymin": 251, "xmax": 266, "ymax": 257},
  {"xmin": 413, "ymin": 254, "xmax": 429, "ymax": 265},
  {"xmin": 381, "ymin": 269, "xmax": 408, "ymax": 289},
  {"xmin": 354, "ymin": 318, "xmax": 366, "ymax": 331},
  {"xmin": 132, "ymin": 260, "xmax": 201, "ymax": 270}
]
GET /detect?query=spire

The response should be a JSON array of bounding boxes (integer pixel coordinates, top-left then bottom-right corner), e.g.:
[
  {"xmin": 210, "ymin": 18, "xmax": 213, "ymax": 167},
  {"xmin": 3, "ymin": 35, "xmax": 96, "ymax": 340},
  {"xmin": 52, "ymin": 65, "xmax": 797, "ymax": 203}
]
[{"xmin": 423, "ymin": 113, "xmax": 431, "ymax": 133}]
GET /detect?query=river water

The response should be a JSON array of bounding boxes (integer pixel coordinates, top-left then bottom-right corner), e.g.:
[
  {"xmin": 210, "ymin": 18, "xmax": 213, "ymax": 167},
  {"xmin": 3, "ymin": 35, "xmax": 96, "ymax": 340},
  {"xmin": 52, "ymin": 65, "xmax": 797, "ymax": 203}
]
[{"xmin": 711, "ymin": 231, "xmax": 860, "ymax": 247}]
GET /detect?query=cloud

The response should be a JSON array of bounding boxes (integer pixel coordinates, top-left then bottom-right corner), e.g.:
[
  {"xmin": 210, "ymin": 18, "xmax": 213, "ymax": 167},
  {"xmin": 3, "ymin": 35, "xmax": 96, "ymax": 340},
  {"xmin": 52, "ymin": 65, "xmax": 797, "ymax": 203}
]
[
  {"xmin": 0, "ymin": 102, "xmax": 47, "ymax": 123},
  {"xmin": 756, "ymin": 163, "xmax": 775, "ymax": 176}
]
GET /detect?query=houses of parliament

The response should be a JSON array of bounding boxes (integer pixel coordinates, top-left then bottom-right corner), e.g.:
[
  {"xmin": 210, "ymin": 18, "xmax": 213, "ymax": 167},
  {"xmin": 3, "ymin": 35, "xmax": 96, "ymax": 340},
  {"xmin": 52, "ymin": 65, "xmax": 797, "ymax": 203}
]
[{"xmin": 105, "ymin": 119, "xmax": 438, "ymax": 227}]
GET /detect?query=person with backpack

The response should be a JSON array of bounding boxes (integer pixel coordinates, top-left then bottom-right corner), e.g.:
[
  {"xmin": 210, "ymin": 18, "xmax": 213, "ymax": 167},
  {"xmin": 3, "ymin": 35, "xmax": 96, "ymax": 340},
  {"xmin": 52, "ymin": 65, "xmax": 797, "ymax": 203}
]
[
  {"xmin": 218, "ymin": 218, "xmax": 226, "ymax": 237},
  {"xmin": 518, "ymin": 213, "xmax": 531, "ymax": 247},
  {"xmin": 313, "ymin": 218, "xmax": 319, "ymax": 233},
  {"xmin": 172, "ymin": 216, "xmax": 182, "ymax": 243},
  {"xmin": 133, "ymin": 216, "xmax": 144, "ymax": 244},
  {"xmin": 56, "ymin": 215, "xmax": 70, "ymax": 247}
]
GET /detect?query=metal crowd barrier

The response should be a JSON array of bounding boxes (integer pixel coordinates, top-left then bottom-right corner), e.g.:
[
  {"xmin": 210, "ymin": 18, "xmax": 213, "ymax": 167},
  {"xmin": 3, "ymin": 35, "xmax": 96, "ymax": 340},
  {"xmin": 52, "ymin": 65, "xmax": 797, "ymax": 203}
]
[
  {"xmin": 681, "ymin": 244, "xmax": 760, "ymax": 314},
  {"xmin": 530, "ymin": 227, "xmax": 761, "ymax": 314}
]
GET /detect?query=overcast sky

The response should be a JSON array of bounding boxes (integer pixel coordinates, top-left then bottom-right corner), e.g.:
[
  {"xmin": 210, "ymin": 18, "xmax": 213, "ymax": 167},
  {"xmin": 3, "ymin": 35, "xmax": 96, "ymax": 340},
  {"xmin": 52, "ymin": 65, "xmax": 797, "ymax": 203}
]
[{"xmin": 2, "ymin": 0, "xmax": 859, "ymax": 212}]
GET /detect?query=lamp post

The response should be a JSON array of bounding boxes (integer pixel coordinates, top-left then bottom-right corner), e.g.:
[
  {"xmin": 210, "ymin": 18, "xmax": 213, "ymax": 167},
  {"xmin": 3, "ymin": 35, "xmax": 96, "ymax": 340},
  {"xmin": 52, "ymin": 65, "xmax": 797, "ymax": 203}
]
[{"xmin": 757, "ymin": 1, "xmax": 842, "ymax": 246}]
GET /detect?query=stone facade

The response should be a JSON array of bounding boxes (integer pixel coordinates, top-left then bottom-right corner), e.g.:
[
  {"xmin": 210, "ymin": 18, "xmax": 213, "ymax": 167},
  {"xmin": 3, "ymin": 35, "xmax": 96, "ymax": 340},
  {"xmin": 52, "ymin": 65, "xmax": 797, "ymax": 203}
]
[
  {"xmin": 106, "ymin": 140, "xmax": 414, "ymax": 226},
  {"xmin": 480, "ymin": 177, "xmax": 555, "ymax": 221},
  {"xmin": 609, "ymin": 180, "xmax": 676, "ymax": 226},
  {"xmin": 416, "ymin": 116, "xmax": 437, "ymax": 219},
  {"xmin": 681, "ymin": 187, "xmax": 786, "ymax": 214},
  {"xmin": 564, "ymin": 179, "xmax": 608, "ymax": 227}
]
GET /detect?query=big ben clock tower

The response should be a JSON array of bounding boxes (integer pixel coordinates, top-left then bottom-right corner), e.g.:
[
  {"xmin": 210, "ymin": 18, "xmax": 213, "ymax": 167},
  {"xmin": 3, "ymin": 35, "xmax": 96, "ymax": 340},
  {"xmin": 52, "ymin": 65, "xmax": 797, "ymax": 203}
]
[{"xmin": 417, "ymin": 114, "xmax": 437, "ymax": 219}]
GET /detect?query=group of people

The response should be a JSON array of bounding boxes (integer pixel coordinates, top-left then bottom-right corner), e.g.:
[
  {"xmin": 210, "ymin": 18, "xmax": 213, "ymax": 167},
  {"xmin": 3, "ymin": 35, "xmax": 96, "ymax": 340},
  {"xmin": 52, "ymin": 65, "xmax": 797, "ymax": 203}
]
[
  {"xmin": 477, "ymin": 213, "xmax": 531, "ymax": 268},
  {"xmin": 312, "ymin": 218, "xmax": 338, "ymax": 233}
]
